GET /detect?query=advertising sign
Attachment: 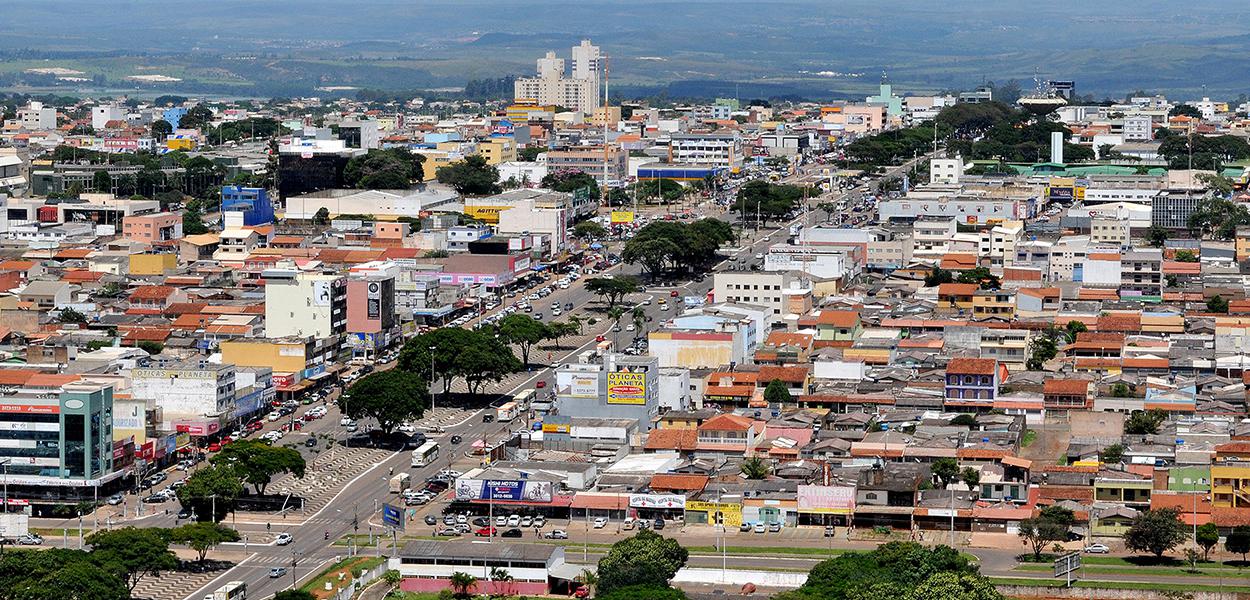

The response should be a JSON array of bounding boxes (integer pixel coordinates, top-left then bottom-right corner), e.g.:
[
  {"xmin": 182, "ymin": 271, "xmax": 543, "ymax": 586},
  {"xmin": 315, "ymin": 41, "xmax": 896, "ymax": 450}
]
[
  {"xmin": 272, "ymin": 373, "xmax": 296, "ymax": 388},
  {"xmin": 541, "ymin": 423, "xmax": 571, "ymax": 434},
  {"xmin": 797, "ymin": 485, "xmax": 856, "ymax": 514},
  {"xmin": 382, "ymin": 503, "xmax": 404, "ymax": 530},
  {"xmin": 366, "ymin": 281, "xmax": 382, "ymax": 320},
  {"xmin": 312, "ymin": 280, "xmax": 332, "ymax": 306},
  {"xmin": 629, "ymin": 494, "xmax": 686, "ymax": 509},
  {"xmin": 607, "ymin": 371, "xmax": 647, "ymax": 405},
  {"xmin": 686, "ymin": 500, "xmax": 743, "ymax": 527},
  {"xmin": 569, "ymin": 376, "xmax": 599, "ymax": 399},
  {"xmin": 610, "ymin": 211, "xmax": 635, "ymax": 224},
  {"xmin": 454, "ymin": 478, "xmax": 554, "ymax": 503}
]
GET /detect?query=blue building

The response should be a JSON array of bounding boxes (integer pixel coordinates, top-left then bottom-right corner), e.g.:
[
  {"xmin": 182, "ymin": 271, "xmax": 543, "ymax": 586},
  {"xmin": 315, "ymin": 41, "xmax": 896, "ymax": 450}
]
[
  {"xmin": 162, "ymin": 107, "xmax": 188, "ymax": 129},
  {"xmin": 636, "ymin": 163, "xmax": 727, "ymax": 182},
  {"xmin": 220, "ymin": 186, "xmax": 275, "ymax": 226}
]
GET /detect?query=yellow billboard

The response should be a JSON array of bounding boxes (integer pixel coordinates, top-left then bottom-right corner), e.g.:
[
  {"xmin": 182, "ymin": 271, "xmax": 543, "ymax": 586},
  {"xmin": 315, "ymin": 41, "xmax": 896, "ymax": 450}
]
[
  {"xmin": 542, "ymin": 423, "xmax": 570, "ymax": 434},
  {"xmin": 610, "ymin": 211, "xmax": 635, "ymax": 224},
  {"xmin": 686, "ymin": 501, "xmax": 743, "ymax": 527},
  {"xmin": 606, "ymin": 371, "xmax": 646, "ymax": 404}
]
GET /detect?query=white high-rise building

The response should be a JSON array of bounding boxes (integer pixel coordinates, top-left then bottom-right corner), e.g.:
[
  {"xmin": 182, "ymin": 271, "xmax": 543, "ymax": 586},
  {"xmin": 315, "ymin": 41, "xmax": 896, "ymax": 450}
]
[{"xmin": 514, "ymin": 40, "xmax": 601, "ymax": 114}]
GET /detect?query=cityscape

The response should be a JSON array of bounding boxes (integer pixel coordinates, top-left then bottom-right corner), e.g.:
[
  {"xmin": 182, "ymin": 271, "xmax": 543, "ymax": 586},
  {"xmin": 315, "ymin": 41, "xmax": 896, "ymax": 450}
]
[{"xmin": 2, "ymin": 4, "xmax": 1250, "ymax": 600}]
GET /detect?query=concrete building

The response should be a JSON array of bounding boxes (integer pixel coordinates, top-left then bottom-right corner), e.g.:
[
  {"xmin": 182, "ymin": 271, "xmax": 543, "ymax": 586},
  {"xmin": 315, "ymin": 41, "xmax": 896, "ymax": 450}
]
[
  {"xmin": 91, "ymin": 104, "xmax": 126, "ymax": 130},
  {"xmin": 668, "ymin": 133, "xmax": 743, "ymax": 173},
  {"xmin": 17, "ymin": 101, "xmax": 56, "ymax": 130},
  {"xmin": 346, "ymin": 261, "xmax": 399, "ymax": 359},
  {"xmin": 284, "ymin": 186, "xmax": 458, "ymax": 221},
  {"xmin": 122, "ymin": 212, "xmax": 183, "ymax": 245},
  {"xmin": 555, "ymin": 353, "xmax": 661, "ymax": 428},
  {"xmin": 1152, "ymin": 192, "xmax": 1203, "ymax": 229},
  {"xmin": 131, "ymin": 361, "xmax": 237, "ymax": 436},
  {"xmin": 263, "ymin": 269, "xmax": 347, "ymax": 340},
  {"xmin": 544, "ymin": 146, "xmax": 626, "ymax": 184},
  {"xmin": 496, "ymin": 198, "xmax": 568, "ymax": 258},
  {"xmin": 713, "ymin": 271, "xmax": 810, "ymax": 316},
  {"xmin": 514, "ymin": 40, "xmax": 601, "ymax": 114}
]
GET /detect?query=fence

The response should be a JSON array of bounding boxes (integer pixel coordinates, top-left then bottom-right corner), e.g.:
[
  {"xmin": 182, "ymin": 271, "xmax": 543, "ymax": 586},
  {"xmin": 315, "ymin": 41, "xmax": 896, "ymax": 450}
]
[{"xmin": 321, "ymin": 562, "xmax": 389, "ymax": 600}]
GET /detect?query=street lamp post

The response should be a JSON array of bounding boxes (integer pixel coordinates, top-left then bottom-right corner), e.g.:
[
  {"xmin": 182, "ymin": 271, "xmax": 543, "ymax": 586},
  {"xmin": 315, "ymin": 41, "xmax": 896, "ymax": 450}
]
[{"xmin": 429, "ymin": 346, "xmax": 437, "ymax": 414}]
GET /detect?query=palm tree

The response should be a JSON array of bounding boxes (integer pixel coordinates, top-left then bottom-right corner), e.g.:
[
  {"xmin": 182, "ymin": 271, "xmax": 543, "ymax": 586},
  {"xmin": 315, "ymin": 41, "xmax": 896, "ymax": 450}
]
[
  {"xmin": 740, "ymin": 456, "xmax": 770, "ymax": 480},
  {"xmin": 632, "ymin": 306, "xmax": 647, "ymax": 333},
  {"xmin": 577, "ymin": 568, "xmax": 598, "ymax": 598},
  {"xmin": 449, "ymin": 571, "xmax": 477, "ymax": 599},
  {"xmin": 489, "ymin": 567, "xmax": 514, "ymax": 596}
]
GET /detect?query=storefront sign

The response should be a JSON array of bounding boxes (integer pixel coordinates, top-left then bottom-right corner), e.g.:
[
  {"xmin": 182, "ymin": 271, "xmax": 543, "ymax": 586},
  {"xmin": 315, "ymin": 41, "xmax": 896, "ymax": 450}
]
[
  {"xmin": 607, "ymin": 371, "xmax": 646, "ymax": 405},
  {"xmin": 454, "ymin": 478, "xmax": 554, "ymax": 503},
  {"xmin": 629, "ymin": 494, "xmax": 686, "ymax": 509},
  {"xmin": 569, "ymin": 376, "xmax": 598, "ymax": 399},
  {"xmin": 686, "ymin": 500, "xmax": 743, "ymax": 527},
  {"xmin": 797, "ymin": 485, "xmax": 856, "ymax": 514}
]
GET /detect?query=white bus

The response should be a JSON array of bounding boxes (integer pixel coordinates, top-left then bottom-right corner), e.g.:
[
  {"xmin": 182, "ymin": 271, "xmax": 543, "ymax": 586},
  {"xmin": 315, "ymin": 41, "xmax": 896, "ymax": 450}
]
[
  {"xmin": 513, "ymin": 389, "xmax": 536, "ymax": 409},
  {"xmin": 495, "ymin": 401, "xmax": 519, "ymax": 423},
  {"xmin": 411, "ymin": 441, "xmax": 440, "ymax": 468}
]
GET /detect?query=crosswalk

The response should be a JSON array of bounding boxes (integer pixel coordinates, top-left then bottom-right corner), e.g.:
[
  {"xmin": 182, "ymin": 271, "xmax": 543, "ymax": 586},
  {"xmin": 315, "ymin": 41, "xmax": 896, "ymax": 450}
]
[
  {"xmin": 132, "ymin": 562, "xmax": 235, "ymax": 600},
  {"xmin": 259, "ymin": 445, "xmax": 394, "ymax": 516}
]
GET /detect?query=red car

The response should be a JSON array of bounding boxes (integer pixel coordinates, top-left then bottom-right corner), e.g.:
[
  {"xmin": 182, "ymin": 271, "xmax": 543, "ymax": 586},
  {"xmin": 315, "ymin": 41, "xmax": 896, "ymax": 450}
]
[
  {"xmin": 595, "ymin": 335, "xmax": 606, "ymax": 342},
  {"xmin": 475, "ymin": 527, "xmax": 497, "ymax": 537},
  {"xmin": 535, "ymin": 381, "xmax": 546, "ymax": 389},
  {"xmin": 207, "ymin": 443, "xmax": 221, "ymax": 452},
  {"xmin": 575, "ymin": 586, "xmax": 590, "ymax": 598},
  {"xmin": 669, "ymin": 290, "xmax": 679, "ymax": 297}
]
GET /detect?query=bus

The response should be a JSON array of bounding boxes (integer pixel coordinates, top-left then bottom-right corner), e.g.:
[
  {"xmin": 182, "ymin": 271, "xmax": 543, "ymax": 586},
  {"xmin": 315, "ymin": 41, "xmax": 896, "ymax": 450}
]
[
  {"xmin": 495, "ymin": 401, "xmax": 519, "ymax": 423},
  {"xmin": 513, "ymin": 389, "xmax": 536, "ymax": 410},
  {"xmin": 410, "ymin": 441, "xmax": 440, "ymax": 468}
]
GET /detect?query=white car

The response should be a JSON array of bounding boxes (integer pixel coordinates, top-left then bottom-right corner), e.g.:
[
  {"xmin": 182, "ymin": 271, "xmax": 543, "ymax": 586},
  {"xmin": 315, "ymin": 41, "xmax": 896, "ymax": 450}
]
[
  {"xmin": 507, "ymin": 514, "xmax": 521, "ymax": 527},
  {"xmin": 626, "ymin": 324, "xmax": 636, "ymax": 331},
  {"xmin": 274, "ymin": 533, "xmax": 293, "ymax": 546},
  {"xmin": 340, "ymin": 417, "xmax": 354, "ymax": 426},
  {"xmin": 593, "ymin": 517, "xmax": 608, "ymax": 529},
  {"xmin": 1083, "ymin": 543, "xmax": 1111, "ymax": 554},
  {"xmin": 398, "ymin": 423, "xmax": 416, "ymax": 434},
  {"xmin": 496, "ymin": 515, "xmax": 507, "ymax": 527}
]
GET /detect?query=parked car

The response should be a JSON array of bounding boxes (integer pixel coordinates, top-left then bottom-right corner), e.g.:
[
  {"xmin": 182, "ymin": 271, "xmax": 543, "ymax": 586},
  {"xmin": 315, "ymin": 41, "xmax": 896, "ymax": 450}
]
[
  {"xmin": 502, "ymin": 528, "xmax": 523, "ymax": 538},
  {"xmin": 740, "ymin": 523, "xmax": 752, "ymax": 533},
  {"xmin": 16, "ymin": 534, "xmax": 42, "ymax": 546},
  {"xmin": 475, "ymin": 527, "xmax": 497, "ymax": 537},
  {"xmin": 106, "ymin": 494, "xmax": 124, "ymax": 506},
  {"xmin": 824, "ymin": 525, "xmax": 835, "ymax": 537},
  {"xmin": 437, "ymin": 527, "xmax": 461, "ymax": 537},
  {"xmin": 507, "ymin": 514, "xmax": 521, "ymax": 527},
  {"xmin": 544, "ymin": 529, "xmax": 568, "ymax": 539},
  {"xmin": 593, "ymin": 517, "xmax": 608, "ymax": 529},
  {"xmin": 768, "ymin": 522, "xmax": 781, "ymax": 533},
  {"xmin": 1083, "ymin": 543, "xmax": 1110, "ymax": 554},
  {"xmin": 533, "ymin": 516, "xmax": 546, "ymax": 528},
  {"xmin": 753, "ymin": 523, "xmax": 766, "ymax": 533},
  {"xmin": 652, "ymin": 518, "xmax": 664, "ymax": 530},
  {"xmin": 424, "ymin": 515, "xmax": 438, "ymax": 526}
]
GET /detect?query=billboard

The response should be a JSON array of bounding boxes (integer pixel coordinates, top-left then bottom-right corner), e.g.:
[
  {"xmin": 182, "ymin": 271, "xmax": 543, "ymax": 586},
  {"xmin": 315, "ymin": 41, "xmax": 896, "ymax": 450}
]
[
  {"xmin": 569, "ymin": 376, "xmax": 599, "ymax": 399},
  {"xmin": 607, "ymin": 371, "xmax": 647, "ymax": 405},
  {"xmin": 629, "ymin": 494, "xmax": 686, "ymax": 509},
  {"xmin": 382, "ymin": 503, "xmax": 404, "ymax": 530},
  {"xmin": 454, "ymin": 478, "xmax": 554, "ymax": 503},
  {"xmin": 797, "ymin": 485, "xmax": 856, "ymax": 514},
  {"xmin": 541, "ymin": 423, "xmax": 570, "ymax": 434},
  {"xmin": 610, "ymin": 211, "xmax": 635, "ymax": 224},
  {"xmin": 686, "ymin": 500, "xmax": 743, "ymax": 527},
  {"xmin": 366, "ymin": 281, "xmax": 382, "ymax": 320}
]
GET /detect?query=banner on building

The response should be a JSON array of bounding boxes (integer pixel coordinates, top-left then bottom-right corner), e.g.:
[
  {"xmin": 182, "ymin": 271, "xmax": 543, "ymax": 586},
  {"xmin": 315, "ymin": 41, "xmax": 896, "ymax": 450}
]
[
  {"xmin": 629, "ymin": 494, "xmax": 686, "ymax": 509},
  {"xmin": 607, "ymin": 371, "xmax": 646, "ymax": 405},
  {"xmin": 569, "ymin": 376, "xmax": 598, "ymax": 398},
  {"xmin": 367, "ymin": 281, "xmax": 382, "ymax": 320},
  {"xmin": 686, "ymin": 500, "xmax": 743, "ymax": 527},
  {"xmin": 454, "ymin": 478, "xmax": 554, "ymax": 503},
  {"xmin": 541, "ymin": 423, "xmax": 570, "ymax": 434},
  {"xmin": 797, "ymin": 485, "xmax": 856, "ymax": 514}
]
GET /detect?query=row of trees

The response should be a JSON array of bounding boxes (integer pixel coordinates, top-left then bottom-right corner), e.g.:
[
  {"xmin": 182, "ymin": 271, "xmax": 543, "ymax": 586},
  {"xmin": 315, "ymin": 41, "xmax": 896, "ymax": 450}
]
[
  {"xmin": 496, "ymin": 313, "xmax": 583, "ymax": 365},
  {"xmin": 397, "ymin": 327, "xmax": 522, "ymax": 395},
  {"xmin": 1021, "ymin": 505, "xmax": 1250, "ymax": 563},
  {"xmin": 731, "ymin": 180, "xmax": 816, "ymax": 226},
  {"xmin": 175, "ymin": 439, "xmax": 307, "ymax": 521},
  {"xmin": 0, "ymin": 523, "xmax": 240, "ymax": 599},
  {"xmin": 620, "ymin": 219, "xmax": 736, "ymax": 279}
]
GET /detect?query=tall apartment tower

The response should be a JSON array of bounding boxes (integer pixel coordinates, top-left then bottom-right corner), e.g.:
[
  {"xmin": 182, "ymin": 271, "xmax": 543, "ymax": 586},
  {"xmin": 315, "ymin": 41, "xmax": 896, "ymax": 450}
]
[{"xmin": 514, "ymin": 40, "xmax": 601, "ymax": 114}]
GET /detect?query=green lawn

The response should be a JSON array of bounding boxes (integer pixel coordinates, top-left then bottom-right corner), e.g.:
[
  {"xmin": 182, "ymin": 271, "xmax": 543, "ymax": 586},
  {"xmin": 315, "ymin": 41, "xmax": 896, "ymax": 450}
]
[
  {"xmin": 1016, "ymin": 563, "xmax": 1246, "ymax": 577},
  {"xmin": 300, "ymin": 555, "xmax": 386, "ymax": 595},
  {"xmin": 990, "ymin": 577, "xmax": 1250, "ymax": 594},
  {"xmin": 1020, "ymin": 430, "xmax": 1037, "ymax": 447}
]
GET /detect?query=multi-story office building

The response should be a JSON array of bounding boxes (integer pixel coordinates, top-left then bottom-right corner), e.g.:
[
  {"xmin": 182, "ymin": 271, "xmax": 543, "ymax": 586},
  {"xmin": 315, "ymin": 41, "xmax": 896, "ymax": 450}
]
[
  {"xmin": 131, "ymin": 361, "xmax": 237, "ymax": 436},
  {"xmin": 544, "ymin": 146, "xmax": 626, "ymax": 184},
  {"xmin": 667, "ymin": 133, "xmax": 743, "ymax": 173}
]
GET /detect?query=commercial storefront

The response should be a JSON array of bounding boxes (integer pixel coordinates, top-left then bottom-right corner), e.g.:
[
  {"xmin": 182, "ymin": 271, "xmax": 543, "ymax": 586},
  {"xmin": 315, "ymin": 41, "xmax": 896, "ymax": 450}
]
[
  {"xmin": 796, "ymin": 484, "xmax": 856, "ymax": 526},
  {"xmin": 685, "ymin": 500, "xmax": 743, "ymax": 527}
]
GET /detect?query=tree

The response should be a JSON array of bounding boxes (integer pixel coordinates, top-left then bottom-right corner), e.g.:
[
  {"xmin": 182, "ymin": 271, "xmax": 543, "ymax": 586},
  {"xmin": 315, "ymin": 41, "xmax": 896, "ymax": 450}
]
[
  {"xmin": 950, "ymin": 414, "xmax": 978, "ymax": 428},
  {"xmin": 518, "ymin": 147, "xmax": 544, "ymax": 162},
  {"xmin": 1018, "ymin": 506, "xmax": 1074, "ymax": 560},
  {"xmin": 84, "ymin": 527, "xmax": 177, "ymax": 592},
  {"xmin": 763, "ymin": 379, "xmax": 792, "ymax": 404},
  {"xmin": 1207, "ymin": 294, "xmax": 1229, "ymax": 314},
  {"xmin": 1174, "ymin": 249, "xmax": 1199, "ymax": 263},
  {"xmin": 1188, "ymin": 197, "xmax": 1250, "ymax": 239},
  {"xmin": 175, "ymin": 463, "xmax": 244, "ymax": 522},
  {"xmin": 931, "ymin": 458, "xmax": 959, "ymax": 488},
  {"xmin": 782, "ymin": 542, "xmax": 985, "ymax": 600},
  {"xmin": 622, "ymin": 237, "xmax": 681, "ymax": 278},
  {"xmin": 0, "ymin": 549, "xmax": 129, "ymax": 600},
  {"xmin": 210, "ymin": 440, "xmax": 306, "ymax": 496},
  {"xmin": 273, "ymin": 591, "xmax": 317, "ymax": 600},
  {"xmin": 343, "ymin": 147, "xmax": 425, "ymax": 189},
  {"xmin": 150, "ymin": 119, "xmax": 173, "ymax": 140},
  {"xmin": 1099, "ymin": 443, "xmax": 1124, "ymax": 464},
  {"xmin": 91, "ymin": 170, "xmax": 113, "ymax": 193},
  {"xmin": 58, "ymin": 307, "xmax": 88, "ymax": 324},
  {"xmin": 183, "ymin": 203, "xmax": 210, "ymax": 235},
  {"xmin": 168, "ymin": 522, "xmax": 240, "ymax": 562},
  {"xmin": 541, "ymin": 170, "xmax": 599, "ymax": 200},
  {"xmin": 448, "ymin": 571, "xmax": 478, "ymax": 598},
  {"xmin": 1026, "ymin": 335, "xmax": 1057, "ymax": 371},
  {"xmin": 956, "ymin": 266, "xmax": 1001, "ymax": 290},
  {"xmin": 1196, "ymin": 522, "xmax": 1220, "ymax": 561},
  {"xmin": 1124, "ymin": 408, "xmax": 1167, "ymax": 435},
  {"xmin": 924, "ymin": 268, "xmax": 955, "ymax": 287},
  {"xmin": 1063, "ymin": 320, "xmax": 1087, "ymax": 344},
  {"xmin": 577, "ymin": 568, "xmax": 599, "ymax": 598},
  {"xmin": 497, "ymin": 314, "xmax": 550, "ymax": 366},
  {"xmin": 585, "ymin": 276, "xmax": 639, "ymax": 309},
  {"xmin": 341, "ymin": 370, "xmax": 430, "ymax": 435},
  {"xmin": 436, "ymin": 154, "xmax": 501, "ymax": 196},
  {"xmin": 1145, "ymin": 224, "xmax": 1169, "ymax": 247},
  {"xmin": 960, "ymin": 467, "xmax": 981, "ymax": 492},
  {"xmin": 573, "ymin": 221, "xmax": 608, "ymax": 241},
  {"xmin": 137, "ymin": 341, "xmax": 164, "ymax": 356},
  {"xmin": 178, "ymin": 104, "xmax": 214, "ymax": 130},
  {"xmin": 597, "ymin": 530, "xmax": 689, "ymax": 593},
  {"xmin": 740, "ymin": 456, "xmax": 770, "ymax": 480},
  {"xmin": 906, "ymin": 572, "xmax": 1002, "ymax": 600},
  {"xmin": 1110, "ymin": 382, "xmax": 1132, "ymax": 398},
  {"xmin": 1225, "ymin": 525, "xmax": 1250, "ymax": 562},
  {"xmin": 1169, "ymin": 104, "xmax": 1203, "ymax": 118},
  {"xmin": 1123, "ymin": 508, "xmax": 1187, "ymax": 558},
  {"xmin": 312, "ymin": 207, "xmax": 331, "ymax": 226}
]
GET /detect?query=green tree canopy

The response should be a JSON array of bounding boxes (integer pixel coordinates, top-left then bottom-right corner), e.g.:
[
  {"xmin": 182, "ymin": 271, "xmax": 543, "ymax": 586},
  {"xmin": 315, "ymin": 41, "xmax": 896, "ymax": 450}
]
[
  {"xmin": 273, "ymin": 592, "xmax": 316, "ymax": 600},
  {"xmin": 732, "ymin": 180, "xmax": 813, "ymax": 226},
  {"xmin": 169, "ymin": 522, "xmax": 241, "ymax": 562},
  {"xmin": 1207, "ymin": 294, "xmax": 1230, "ymax": 314},
  {"xmin": 585, "ymin": 276, "xmax": 640, "ymax": 309},
  {"xmin": 175, "ymin": 463, "xmax": 244, "ymax": 522},
  {"xmin": 1099, "ymin": 443, "xmax": 1124, "ymax": 464},
  {"xmin": 573, "ymin": 220, "xmax": 608, "ymax": 241},
  {"xmin": 541, "ymin": 169, "xmax": 599, "ymax": 199},
  {"xmin": 0, "ymin": 549, "xmax": 129, "ymax": 600},
  {"xmin": 397, "ymin": 327, "xmax": 521, "ymax": 396},
  {"xmin": 1196, "ymin": 522, "xmax": 1220, "ymax": 561},
  {"xmin": 1124, "ymin": 408, "xmax": 1167, "ymax": 435},
  {"xmin": 763, "ymin": 379, "xmax": 793, "ymax": 404},
  {"xmin": 84, "ymin": 526, "xmax": 177, "ymax": 593},
  {"xmin": 1017, "ymin": 506, "xmax": 1074, "ymax": 560},
  {"xmin": 1225, "ymin": 525, "xmax": 1250, "ymax": 562},
  {"xmin": 210, "ymin": 440, "xmax": 306, "ymax": 495},
  {"xmin": 739, "ymin": 456, "xmax": 770, "ymax": 480},
  {"xmin": 343, "ymin": 147, "xmax": 426, "ymax": 189},
  {"xmin": 778, "ymin": 542, "xmax": 987, "ymax": 600},
  {"xmin": 341, "ymin": 370, "xmax": 430, "ymax": 435},
  {"xmin": 496, "ymin": 314, "xmax": 550, "ymax": 366},
  {"xmin": 931, "ymin": 457, "xmax": 959, "ymax": 488},
  {"xmin": 597, "ymin": 530, "xmax": 689, "ymax": 593},
  {"xmin": 436, "ymin": 154, "xmax": 502, "ymax": 196},
  {"xmin": 1123, "ymin": 508, "xmax": 1187, "ymax": 558}
]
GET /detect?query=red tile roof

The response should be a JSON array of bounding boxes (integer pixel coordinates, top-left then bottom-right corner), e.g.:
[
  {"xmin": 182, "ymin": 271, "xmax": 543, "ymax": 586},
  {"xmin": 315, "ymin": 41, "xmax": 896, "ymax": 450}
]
[
  {"xmin": 757, "ymin": 365, "xmax": 809, "ymax": 383},
  {"xmin": 643, "ymin": 429, "xmax": 698, "ymax": 451},
  {"xmin": 649, "ymin": 474, "xmax": 708, "ymax": 492},
  {"xmin": 947, "ymin": 357, "xmax": 997, "ymax": 375},
  {"xmin": 129, "ymin": 285, "xmax": 177, "ymax": 300},
  {"xmin": 699, "ymin": 413, "xmax": 754, "ymax": 432},
  {"xmin": 815, "ymin": 310, "xmax": 860, "ymax": 327},
  {"xmin": 1044, "ymin": 379, "xmax": 1091, "ymax": 395},
  {"xmin": 938, "ymin": 283, "xmax": 979, "ymax": 296}
]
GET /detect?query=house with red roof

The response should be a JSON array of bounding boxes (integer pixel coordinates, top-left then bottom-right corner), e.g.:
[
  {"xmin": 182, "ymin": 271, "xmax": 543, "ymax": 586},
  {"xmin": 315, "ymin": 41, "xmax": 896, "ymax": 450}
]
[
  {"xmin": 944, "ymin": 358, "xmax": 1001, "ymax": 408},
  {"xmin": 127, "ymin": 285, "xmax": 188, "ymax": 315},
  {"xmin": 696, "ymin": 413, "xmax": 759, "ymax": 456}
]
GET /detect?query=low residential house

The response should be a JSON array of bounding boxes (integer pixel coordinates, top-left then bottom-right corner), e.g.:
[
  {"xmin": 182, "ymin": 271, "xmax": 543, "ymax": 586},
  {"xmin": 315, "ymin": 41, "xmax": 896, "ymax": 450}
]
[
  {"xmin": 127, "ymin": 285, "xmax": 188, "ymax": 315},
  {"xmin": 1043, "ymin": 378, "xmax": 1093, "ymax": 412},
  {"xmin": 937, "ymin": 283, "xmax": 978, "ymax": 313},
  {"xmin": 17, "ymin": 280, "xmax": 74, "ymax": 309},
  {"xmin": 695, "ymin": 413, "xmax": 759, "ymax": 456}
]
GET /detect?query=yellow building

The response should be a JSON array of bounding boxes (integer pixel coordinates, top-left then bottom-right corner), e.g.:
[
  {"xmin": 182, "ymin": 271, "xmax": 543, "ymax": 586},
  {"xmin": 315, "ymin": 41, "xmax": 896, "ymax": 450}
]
[
  {"xmin": 166, "ymin": 137, "xmax": 196, "ymax": 151},
  {"xmin": 479, "ymin": 138, "xmax": 517, "ymax": 165},
  {"xmin": 129, "ymin": 252, "xmax": 177, "ymax": 276},
  {"xmin": 972, "ymin": 290, "xmax": 1016, "ymax": 320},
  {"xmin": 591, "ymin": 106, "xmax": 622, "ymax": 127},
  {"xmin": 415, "ymin": 149, "xmax": 455, "ymax": 181},
  {"xmin": 219, "ymin": 338, "xmax": 315, "ymax": 374},
  {"xmin": 1211, "ymin": 465, "xmax": 1250, "ymax": 509}
]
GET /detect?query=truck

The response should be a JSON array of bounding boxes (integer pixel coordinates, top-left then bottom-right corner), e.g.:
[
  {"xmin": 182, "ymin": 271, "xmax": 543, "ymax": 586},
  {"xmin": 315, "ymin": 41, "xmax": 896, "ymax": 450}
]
[
  {"xmin": 495, "ymin": 401, "xmax": 519, "ymax": 423},
  {"xmin": 389, "ymin": 473, "xmax": 411, "ymax": 494},
  {"xmin": 0, "ymin": 514, "xmax": 29, "ymax": 541},
  {"xmin": 204, "ymin": 581, "xmax": 246, "ymax": 600}
]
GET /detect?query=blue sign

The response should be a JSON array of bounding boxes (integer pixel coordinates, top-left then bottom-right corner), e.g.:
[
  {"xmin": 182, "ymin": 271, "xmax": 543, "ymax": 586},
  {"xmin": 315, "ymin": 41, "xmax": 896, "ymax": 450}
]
[
  {"xmin": 382, "ymin": 503, "xmax": 404, "ymax": 530},
  {"xmin": 483, "ymin": 480, "xmax": 524, "ymax": 501}
]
